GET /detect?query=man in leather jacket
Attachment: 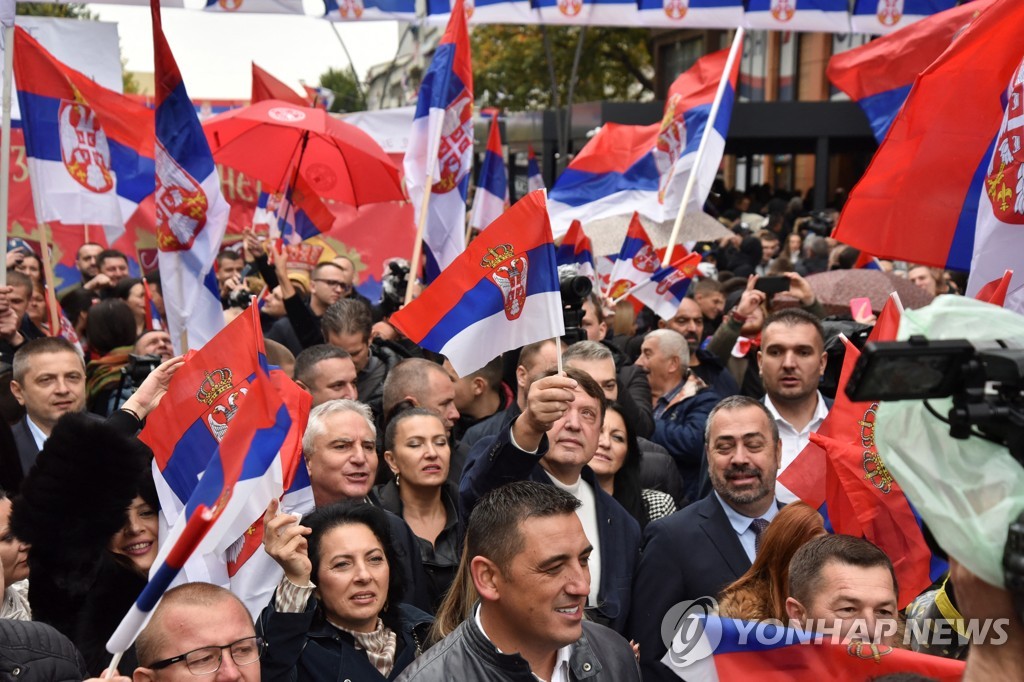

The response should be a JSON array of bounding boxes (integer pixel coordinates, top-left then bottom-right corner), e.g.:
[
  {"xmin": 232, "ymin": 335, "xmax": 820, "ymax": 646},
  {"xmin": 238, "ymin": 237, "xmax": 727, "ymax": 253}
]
[{"xmin": 396, "ymin": 482, "xmax": 640, "ymax": 681}]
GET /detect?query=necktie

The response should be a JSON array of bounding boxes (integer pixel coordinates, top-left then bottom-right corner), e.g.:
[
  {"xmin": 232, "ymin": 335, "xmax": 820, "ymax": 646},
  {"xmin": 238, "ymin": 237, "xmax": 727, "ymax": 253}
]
[{"xmin": 750, "ymin": 517, "xmax": 770, "ymax": 554}]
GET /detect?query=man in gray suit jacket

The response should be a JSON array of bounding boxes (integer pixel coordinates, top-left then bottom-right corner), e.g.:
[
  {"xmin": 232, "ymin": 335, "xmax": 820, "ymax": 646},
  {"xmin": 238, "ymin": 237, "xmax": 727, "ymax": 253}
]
[{"xmin": 627, "ymin": 395, "xmax": 785, "ymax": 682}]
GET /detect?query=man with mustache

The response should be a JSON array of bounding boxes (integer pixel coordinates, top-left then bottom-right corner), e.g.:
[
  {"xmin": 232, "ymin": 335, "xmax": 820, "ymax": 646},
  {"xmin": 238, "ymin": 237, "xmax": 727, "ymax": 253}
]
[
  {"xmin": 627, "ymin": 395, "xmax": 783, "ymax": 682},
  {"xmin": 663, "ymin": 296, "xmax": 739, "ymax": 399}
]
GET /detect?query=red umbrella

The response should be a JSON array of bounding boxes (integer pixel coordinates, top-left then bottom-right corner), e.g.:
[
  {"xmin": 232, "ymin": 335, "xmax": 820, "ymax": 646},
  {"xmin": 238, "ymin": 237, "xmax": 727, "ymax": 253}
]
[{"xmin": 202, "ymin": 99, "xmax": 405, "ymax": 206}]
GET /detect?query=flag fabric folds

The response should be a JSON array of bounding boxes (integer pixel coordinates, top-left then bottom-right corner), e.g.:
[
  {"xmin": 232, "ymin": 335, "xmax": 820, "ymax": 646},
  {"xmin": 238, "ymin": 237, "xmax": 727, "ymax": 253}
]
[
  {"xmin": 13, "ymin": 27, "xmax": 155, "ymax": 227},
  {"xmin": 404, "ymin": 0, "xmax": 474, "ymax": 282},
  {"xmin": 278, "ymin": 173, "xmax": 336, "ymax": 244},
  {"xmin": 251, "ymin": 62, "xmax": 307, "ymax": 106},
  {"xmin": 827, "ymin": 0, "xmax": 995, "ymax": 142},
  {"xmin": 555, "ymin": 219, "xmax": 596, "ymax": 282},
  {"xmin": 106, "ymin": 368, "xmax": 291, "ymax": 654},
  {"xmin": 743, "ymin": 0, "xmax": 851, "ymax": 33},
  {"xmin": 832, "ymin": 0, "xmax": 1024, "ymax": 306},
  {"xmin": 607, "ymin": 213, "xmax": 663, "ymax": 299},
  {"xmin": 152, "ymin": 0, "xmax": 230, "ymax": 351},
  {"xmin": 527, "ymin": 144, "xmax": 545, "ymax": 193},
  {"xmin": 469, "ymin": 116, "xmax": 509, "ymax": 232},
  {"xmin": 548, "ymin": 47, "xmax": 738, "ymax": 238},
  {"xmin": 974, "ymin": 269, "xmax": 1012, "ymax": 306},
  {"xmin": 661, "ymin": 616, "xmax": 965, "ymax": 681},
  {"xmin": 303, "ymin": 84, "xmax": 336, "ymax": 110},
  {"xmin": 850, "ymin": 0, "xmax": 958, "ymax": 35},
  {"xmin": 631, "ymin": 252, "xmax": 702, "ymax": 321},
  {"xmin": 205, "ymin": 0, "xmax": 305, "ymax": 13},
  {"xmin": 390, "ymin": 190, "xmax": 564, "ymax": 377}
]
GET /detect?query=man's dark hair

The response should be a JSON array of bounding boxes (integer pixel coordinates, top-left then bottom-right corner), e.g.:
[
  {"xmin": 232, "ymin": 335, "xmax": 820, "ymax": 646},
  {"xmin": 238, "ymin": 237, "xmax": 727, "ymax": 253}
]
[
  {"xmin": 788, "ymin": 534, "xmax": 898, "ymax": 609},
  {"xmin": 215, "ymin": 249, "xmax": 243, "ymax": 267},
  {"xmin": 692, "ymin": 279, "xmax": 724, "ymax": 297},
  {"xmin": 467, "ymin": 481, "xmax": 581, "ymax": 574},
  {"xmin": 59, "ymin": 287, "xmax": 96, "ymax": 321},
  {"xmin": 12, "ymin": 337, "xmax": 84, "ymax": 383},
  {"xmin": 312, "ymin": 261, "xmax": 345, "ymax": 281},
  {"xmin": 321, "ymin": 297, "xmax": 373, "ymax": 341},
  {"xmin": 762, "ymin": 307, "xmax": 825, "ymax": 348},
  {"xmin": 704, "ymin": 394, "xmax": 780, "ymax": 448},
  {"xmin": 302, "ymin": 501, "xmax": 406, "ymax": 630},
  {"xmin": 294, "ymin": 344, "xmax": 352, "ymax": 387},
  {"xmin": 96, "ymin": 249, "xmax": 128, "ymax": 271},
  {"xmin": 466, "ymin": 355, "xmax": 504, "ymax": 393},
  {"xmin": 382, "ymin": 357, "xmax": 449, "ymax": 417},
  {"xmin": 518, "ymin": 338, "xmax": 556, "ymax": 371},
  {"xmin": 544, "ymin": 366, "xmax": 606, "ymax": 421},
  {"xmin": 76, "ymin": 242, "xmax": 103, "ymax": 259}
]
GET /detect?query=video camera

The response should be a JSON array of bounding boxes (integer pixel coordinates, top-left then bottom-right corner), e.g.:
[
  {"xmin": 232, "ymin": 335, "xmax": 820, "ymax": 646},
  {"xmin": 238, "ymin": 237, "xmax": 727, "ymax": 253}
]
[
  {"xmin": 558, "ymin": 267, "xmax": 593, "ymax": 345},
  {"xmin": 846, "ymin": 336, "xmax": 1024, "ymax": 612}
]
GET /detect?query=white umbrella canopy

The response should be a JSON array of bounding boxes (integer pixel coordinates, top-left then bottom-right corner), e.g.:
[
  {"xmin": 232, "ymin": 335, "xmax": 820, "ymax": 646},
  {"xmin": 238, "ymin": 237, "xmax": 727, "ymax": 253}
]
[{"xmin": 582, "ymin": 212, "xmax": 734, "ymax": 257}]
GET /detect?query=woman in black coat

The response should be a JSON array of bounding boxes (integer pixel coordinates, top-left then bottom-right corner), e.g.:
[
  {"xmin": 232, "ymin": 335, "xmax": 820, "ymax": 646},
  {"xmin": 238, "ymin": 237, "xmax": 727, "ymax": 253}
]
[{"xmin": 259, "ymin": 501, "xmax": 433, "ymax": 681}]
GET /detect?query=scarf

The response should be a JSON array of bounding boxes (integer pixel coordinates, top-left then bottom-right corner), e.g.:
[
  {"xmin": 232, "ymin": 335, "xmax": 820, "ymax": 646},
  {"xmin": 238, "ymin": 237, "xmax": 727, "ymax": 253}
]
[
  {"xmin": 329, "ymin": 616, "xmax": 397, "ymax": 677},
  {"xmin": 86, "ymin": 346, "xmax": 133, "ymax": 400}
]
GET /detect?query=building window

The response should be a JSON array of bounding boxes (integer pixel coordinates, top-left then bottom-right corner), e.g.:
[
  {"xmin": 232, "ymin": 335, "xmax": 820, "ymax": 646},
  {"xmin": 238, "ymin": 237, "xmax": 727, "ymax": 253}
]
[
  {"xmin": 662, "ymin": 36, "xmax": 705, "ymax": 88},
  {"xmin": 739, "ymin": 30, "xmax": 768, "ymax": 102},
  {"xmin": 778, "ymin": 31, "xmax": 798, "ymax": 102}
]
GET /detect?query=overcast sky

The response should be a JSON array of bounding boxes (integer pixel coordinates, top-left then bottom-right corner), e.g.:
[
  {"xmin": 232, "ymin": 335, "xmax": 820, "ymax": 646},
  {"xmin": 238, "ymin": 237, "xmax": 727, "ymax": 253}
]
[{"xmin": 91, "ymin": 0, "xmax": 401, "ymax": 99}]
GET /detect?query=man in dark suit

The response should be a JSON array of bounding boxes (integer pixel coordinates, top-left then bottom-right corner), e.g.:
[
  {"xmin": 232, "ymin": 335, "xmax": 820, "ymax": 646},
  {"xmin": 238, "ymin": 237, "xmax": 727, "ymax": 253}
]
[
  {"xmin": 10, "ymin": 337, "xmax": 87, "ymax": 484},
  {"xmin": 461, "ymin": 367, "xmax": 641, "ymax": 634},
  {"xmin": 627, "ymin": 395, "xmax": 784, "ymax": 681}
]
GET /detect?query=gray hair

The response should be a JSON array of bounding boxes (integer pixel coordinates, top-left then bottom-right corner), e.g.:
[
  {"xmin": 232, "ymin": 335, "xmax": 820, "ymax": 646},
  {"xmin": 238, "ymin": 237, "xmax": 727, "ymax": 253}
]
[
  {"xmin": 12, "ymin": 337, "xmax": 85, "ymax": 383},
  {"xmin": 302, "ymin": 399, "xmax": 376, "ymax": 456},
  {"xmin": 645, "ymin": 329, "xmax": 689, "ymax": 370},
  {"xmin": 562, "ymin": 340, "xmax": 613, "ymax": 364},
  {"xmin": 703, "ymin": 395, "xmax": 780, "ymax": 448}
]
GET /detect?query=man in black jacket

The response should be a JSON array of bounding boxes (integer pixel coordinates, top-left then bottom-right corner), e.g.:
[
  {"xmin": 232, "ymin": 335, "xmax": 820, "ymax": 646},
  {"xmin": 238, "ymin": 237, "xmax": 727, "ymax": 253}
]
[{"xmin": 397, "ymin": 482, "xmax": 640, "ymax": 681}]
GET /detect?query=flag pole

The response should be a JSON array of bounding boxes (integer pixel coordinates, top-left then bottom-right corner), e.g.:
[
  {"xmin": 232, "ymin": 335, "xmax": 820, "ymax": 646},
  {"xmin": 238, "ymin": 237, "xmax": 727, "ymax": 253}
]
[
  {"xmin": 405, "ymin": 157, "xmax": 436, "ymax": 305},
  {"xmin": 0, "ymin": 23, "xmax": 16, "ymax": 288},
  {"xmin": 661, "ymin": 27, "xmax": 744, "ymax": 269},
  {"xmin": 39, "ymin": 225, "xmax": 60, "ymax": 335}
]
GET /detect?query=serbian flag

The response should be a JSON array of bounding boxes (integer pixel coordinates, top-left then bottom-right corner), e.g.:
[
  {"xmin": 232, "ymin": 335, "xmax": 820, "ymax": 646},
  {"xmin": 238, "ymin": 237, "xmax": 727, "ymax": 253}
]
[
  {"xmin": 833, "ymin": 0, "xmax": 1024, "ymax": 312},
  {"xmin": 143, "ymin": 277, "xmax": 165, "ymax": 331},
  {"xmin": 974, "ymin": 269, "xmax": 1013, "ymax": 306},
  {"xmin": 140, "ymin": 303, "xmax": 267, "ymax": 523},
  {"xmin": 205, "ymin": 0, "xmax": 304, "ymax": 13},
  {"xmin": 469, "ymin": 116, "xmax": 509, "ymax": 232},
  {"xmin": 278, "ymin": 173, "xmax": 336, "ymax": 244},
  {"xmin": 532, "ymin": 0, "xmax": 636, "ymax": 26},
  {"xmin": 324, "ymin": 0, "xmax": 418, "ymax": 21},
  {"xmin": 106, "ymin": 368, "xmax": 291, "ymax": 655},
  {"xmin": 390, "ymin": 190, "xmax": 564, "ymax": 377},
  {"xmin": 13, "ymin": 27, "xmax": 155, "ymax": 228},
  {"xmin": 828, "ymin": 0, "xmax": 996, "ymax": 142},
  {"xmin": 527, "ymin": 144, "xmax": 545, "ymax": 192},
  {"xmin": 637, "ymin": 0, "xmax": 743, "ymax": 28},
  {"xmin": 548, "ymin": 47, "xmax": 739, "ymax": 238},
  {"xmin": 661, "ymin": 616, "xmax": 965, "ymax": 681},
  {"xmin": 556, "ymin": 219, "xmax": 596, "ymax": 282},
  {"xmin": 605, "ymin": 213, "xmax": 688, "ymax": 301},
  {"xmin": 403, "ymin": 0, "xmax": 473, "ymax": 283},
  {"xmin": 744, "ymin": 0, "xmax": 850, "ymax": 33},
  {"xmin": 303, "ymin": 84, "xmax": 336, "ymax": 110},
  {"xmin": 631, "ymin": 252, "xmax": 702, "ymax": 321},
  {"xmin": 850, "ymin": 0, "xmax": 959, "ymax": 36},
  {"xmin": 152, "ymin": 0, "xmax": 230, "ymax": 352},
  {"xmin": 425, "ymin": 0, "xmax": 537, "ymax": 25},
  {"xmin": 251, "ymin": 62, "xmax": 307, "ymax": 107}
]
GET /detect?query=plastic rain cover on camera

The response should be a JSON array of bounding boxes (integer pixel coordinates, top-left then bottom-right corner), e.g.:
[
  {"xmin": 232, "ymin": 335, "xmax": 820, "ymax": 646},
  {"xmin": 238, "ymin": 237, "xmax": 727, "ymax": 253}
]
[{"xmin": 875, "ymin": 296, "xmax": 1024, "ymax": 587}]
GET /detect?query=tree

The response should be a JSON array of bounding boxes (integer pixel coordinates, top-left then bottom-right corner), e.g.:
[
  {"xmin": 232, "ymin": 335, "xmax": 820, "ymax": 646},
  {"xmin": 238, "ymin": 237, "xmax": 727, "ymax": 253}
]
[
  {"xmin": 318, "ymin": 67, "xmax": 366, "ymax": 114},
  {"xmin": 471, "ymin": 25, "xmax": 655, "ymax": 111}
]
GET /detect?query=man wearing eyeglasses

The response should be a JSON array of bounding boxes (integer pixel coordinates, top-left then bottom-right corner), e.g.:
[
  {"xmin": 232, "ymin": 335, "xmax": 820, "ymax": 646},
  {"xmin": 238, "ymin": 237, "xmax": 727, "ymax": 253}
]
[
  {"xmin": 132, "ymin": 583, "xmax": 262, "ymax": 682},
  {"xmin": 267, "ymin": 259, "xmax": 352, "ymax": 356}
]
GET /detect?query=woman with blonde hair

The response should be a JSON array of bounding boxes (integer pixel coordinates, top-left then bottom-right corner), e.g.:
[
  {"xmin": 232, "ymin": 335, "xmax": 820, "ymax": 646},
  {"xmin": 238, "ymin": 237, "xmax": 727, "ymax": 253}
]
[{"xmin": 717, "ymin": 502, "xmax": 825, "ymax": 621}]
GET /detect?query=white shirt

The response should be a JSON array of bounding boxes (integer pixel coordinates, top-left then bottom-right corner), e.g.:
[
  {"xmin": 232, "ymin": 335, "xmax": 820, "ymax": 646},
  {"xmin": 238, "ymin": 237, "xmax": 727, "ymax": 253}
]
[
  {"xmin": 26, "ymin": 416, "xmax": 48, "ymax": 452},
  {"xmin": 544, "ymin": 471, "xmax": 602, "ymax": 609},
  {"xmin": 714, "ymin": 492, "xmax": 780, "ymax": 563},
  {"xmin": 764, "ymin": 392, "xmax": 830, "ymax": 504},
  {"xmin": 475, "ymin": 604, "xmax": 573, "ymax": 682}
]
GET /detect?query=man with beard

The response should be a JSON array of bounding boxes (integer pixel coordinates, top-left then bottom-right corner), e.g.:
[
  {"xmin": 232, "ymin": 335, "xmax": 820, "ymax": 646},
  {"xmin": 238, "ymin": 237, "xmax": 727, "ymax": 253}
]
[
  {"xmin": 663, "ymin": 296, "xmax": 739, "ymax": 398},
  {"xmin": 627, "ymin": 396, "xmax": 783, "ymax": 682}
]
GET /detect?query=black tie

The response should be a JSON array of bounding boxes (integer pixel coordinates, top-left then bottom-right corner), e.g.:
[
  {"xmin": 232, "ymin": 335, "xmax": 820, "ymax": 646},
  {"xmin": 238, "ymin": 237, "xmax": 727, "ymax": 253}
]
[{"xmin": 750, "ymin": 518, "xmax": 770, "ymax": 554}]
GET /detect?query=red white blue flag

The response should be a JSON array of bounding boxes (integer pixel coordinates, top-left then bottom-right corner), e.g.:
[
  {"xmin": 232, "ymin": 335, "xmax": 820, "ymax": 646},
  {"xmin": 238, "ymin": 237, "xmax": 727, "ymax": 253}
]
[
  {"xmin": 548, "ymin": 47, "xmax": 739, "ymax": 238},
  {"xmin": 743, "ymin": 0, "xmax": 850, "ymax": 33},
  {"xmin": 152, "ymin": 0, "xmax": 229, "ymax": 350},
  {"xmin": 632, "ymin": 252, "xmax": 702, "ymax": 321},
  {"xmin": 828, "ymin": 0, "xmax": 994, "ymax": 142},
  {"xmin": 556, "ymin": 219, "xmax": 596, "ymax": 282},
  {"xmin": 390, "ymin": 190, "xmax": 564, "ymax": 377},
  {"xmin": 532, "ymin": 0, "xmax": 636, "ymax": 26},
  {"xmin": 661, "ymin": 616, "xmax": 965, "ymax": 681},
  {"xmin": 13, "ymin": 27, "xmax": 154, "ymax": 227},
  {"xmin": 833, "ymin": 0, "xmax": 1024, "ymax": 312},
  {"xmin": 106, "ymin": 368, "xmax": 291, "ymax": 655},
  {"xmin": 325, "ymin": 0, "xmax": 417, "ymax": 21},
  {"xmin": 278, "ymin": 173, "xmax": 336, "ymax": 244},
  {"xmin": 426, "ymin": 0, "xmax": 535, "ymax": 25},
  {"xmin": 470, "ymin": 116, "xmax": 509, "ymax": 232},
  {"xmin": 606, "ymin": 213, "xmax": 689, "ymax": 301},
  {"xmin": 404, "ymin": 0, "xmax": 473, "ymax": 282},
  {"xmin": 204, "ymin": 0, "xmax": 304, "ymax": 13},
  {"xmin": 637, "ymin": 0, "xmax": 743, "ymax": 28},
  {"xmin": 850, "ymin": 0, "xmax": 958, "ymax": 35}
]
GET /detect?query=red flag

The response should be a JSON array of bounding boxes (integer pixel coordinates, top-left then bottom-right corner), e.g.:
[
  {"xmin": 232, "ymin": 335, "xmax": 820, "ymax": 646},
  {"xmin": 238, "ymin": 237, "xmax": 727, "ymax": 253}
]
[
  {"xmin": 974, "ymin": 269, "xmax": 1013, "ymax": 306},
  {"xmin": 251, "ymin": 62, "xmax": 307, "ymax": 107}
]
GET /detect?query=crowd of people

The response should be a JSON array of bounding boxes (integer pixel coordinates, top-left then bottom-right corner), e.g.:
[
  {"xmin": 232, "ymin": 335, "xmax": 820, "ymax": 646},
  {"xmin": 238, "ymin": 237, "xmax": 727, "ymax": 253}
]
[{"xmin": 0, "ymin": 186, "xmax": 1021, "ymax": 680}]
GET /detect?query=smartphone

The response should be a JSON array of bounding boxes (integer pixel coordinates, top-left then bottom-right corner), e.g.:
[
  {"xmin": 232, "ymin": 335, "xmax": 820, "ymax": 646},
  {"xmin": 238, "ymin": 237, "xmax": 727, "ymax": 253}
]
[{"xmin": 754, "ymin": 276, "xmax": 790, "ymax": 295}]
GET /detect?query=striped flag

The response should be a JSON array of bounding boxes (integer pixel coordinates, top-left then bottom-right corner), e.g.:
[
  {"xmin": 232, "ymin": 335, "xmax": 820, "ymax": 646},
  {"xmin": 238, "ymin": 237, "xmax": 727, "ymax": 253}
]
[{"xmin": 469, "ymin": 115, "xmax": 509, "ymax": 232}]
